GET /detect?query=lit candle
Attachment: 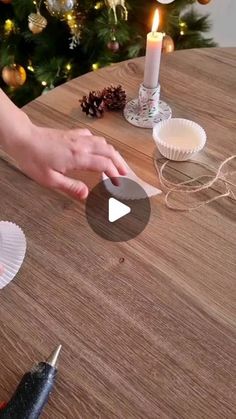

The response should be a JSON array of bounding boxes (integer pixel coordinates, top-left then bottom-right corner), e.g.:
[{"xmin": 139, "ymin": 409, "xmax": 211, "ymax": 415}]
[{"xmin": 143, "ymin": 9, "xmax": 163, "ymax": 89}]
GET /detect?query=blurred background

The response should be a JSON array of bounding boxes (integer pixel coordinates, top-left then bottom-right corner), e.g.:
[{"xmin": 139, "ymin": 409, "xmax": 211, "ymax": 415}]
[
  {"xmin": 196, "ymin": 0, "xmax": 236, "ymax": 47},
  {"xmin": 0, "ymin": 0, "xmax": 235, "ymax": 106}
]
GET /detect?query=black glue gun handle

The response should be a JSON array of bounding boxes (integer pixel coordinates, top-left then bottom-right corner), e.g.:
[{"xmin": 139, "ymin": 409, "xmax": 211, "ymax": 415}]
[{"xmin": 0, "ymin": 362, "xmax": 57, "ymax": 419}]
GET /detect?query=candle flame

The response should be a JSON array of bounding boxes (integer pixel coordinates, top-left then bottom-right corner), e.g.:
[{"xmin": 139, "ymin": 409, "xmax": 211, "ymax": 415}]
[{"xmin": 152, "ymin": 9, "xmax": 160, "ymax": 33}]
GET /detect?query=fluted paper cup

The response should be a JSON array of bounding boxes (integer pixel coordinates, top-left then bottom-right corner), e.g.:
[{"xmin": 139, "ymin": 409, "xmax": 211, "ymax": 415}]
[
  {"xmin": 153, "ymin": 118, "xmax": 206, "ymax": 161},
  {"xmin": 0, "ymin": 221, "xmax": 27, "ymax": 289}
]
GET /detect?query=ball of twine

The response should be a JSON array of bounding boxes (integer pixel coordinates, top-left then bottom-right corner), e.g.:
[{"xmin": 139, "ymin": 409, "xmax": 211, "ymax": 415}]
[{"xmin": 153, "ymin": 151, "xmax": 236, "ymax": 211}]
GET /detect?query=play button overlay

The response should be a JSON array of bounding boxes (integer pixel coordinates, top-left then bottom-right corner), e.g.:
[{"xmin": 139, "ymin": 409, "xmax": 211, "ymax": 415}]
[
  {"xmin": 86, "ymin": 177, "xmax": 151, "ymax": 242},
  {"xmin": 109, "ymin": 198, "xmax": 131, "ymax": 223}
]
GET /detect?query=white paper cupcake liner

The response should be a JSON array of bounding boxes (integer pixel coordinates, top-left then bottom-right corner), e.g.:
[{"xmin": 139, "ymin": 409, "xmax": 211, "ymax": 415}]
[
  {"xmin": 0, "ymin": 221, "xmax": 27, "ymax": 289},
  {"xmin": 153, "ymin": 118, "xmax": 207, "ymax": 161},
  {"xmin": 102, "ymin": 153, "xmax": 162, "ymax": 200}
]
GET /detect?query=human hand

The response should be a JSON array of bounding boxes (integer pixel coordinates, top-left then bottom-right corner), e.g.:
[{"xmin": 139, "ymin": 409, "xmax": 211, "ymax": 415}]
[
  {"xmin": 4, "ymin": 122, "xmax": 127, "ymax": 200},
  {"xmin": 0, "ymin": 89, "xmax": 127, "ymax": 199}
]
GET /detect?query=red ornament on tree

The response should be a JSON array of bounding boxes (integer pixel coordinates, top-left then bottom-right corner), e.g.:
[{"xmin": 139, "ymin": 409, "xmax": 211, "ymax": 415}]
[
  {"xmin": 197, "ymin": 0, "xmax": 212, "ymax": 4},
  {"xmin": 107, "ymin": 39, "xmax": 120, "ymax": 52}
]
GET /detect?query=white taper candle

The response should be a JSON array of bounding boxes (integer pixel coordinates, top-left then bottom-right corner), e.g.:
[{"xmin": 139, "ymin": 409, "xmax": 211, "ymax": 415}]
[{"xmin": 143, "ymin": 9, "xmax": 163, "ymax": 89}]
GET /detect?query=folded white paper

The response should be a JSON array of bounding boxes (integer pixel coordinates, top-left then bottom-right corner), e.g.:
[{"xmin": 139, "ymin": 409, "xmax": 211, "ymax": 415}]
[
  {"xmin": 0, "ymin": 221, "xmax": 27, "ymax": 289},
  {"xmin": 102, "ymin": 154, "xmax": 162, "ymax": 200}
]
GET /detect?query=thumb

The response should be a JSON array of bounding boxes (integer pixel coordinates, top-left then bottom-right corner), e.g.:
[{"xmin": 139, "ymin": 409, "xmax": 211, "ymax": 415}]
[{"xmin": 51, "ymin": 171, "xmax": 89, "ymax": 200}]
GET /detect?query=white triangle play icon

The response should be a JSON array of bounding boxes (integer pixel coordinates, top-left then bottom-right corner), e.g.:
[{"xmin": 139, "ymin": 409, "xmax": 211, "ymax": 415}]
[{"xmin": 108, "ymin": 198, "xmax": 131, "ymax": 223}]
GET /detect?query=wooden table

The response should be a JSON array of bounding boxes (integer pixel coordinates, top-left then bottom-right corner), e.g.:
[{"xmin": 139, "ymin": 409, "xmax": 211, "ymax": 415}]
[{"xmin": 0, "ymin": 48, "xmax": 236, "ymax": 418}]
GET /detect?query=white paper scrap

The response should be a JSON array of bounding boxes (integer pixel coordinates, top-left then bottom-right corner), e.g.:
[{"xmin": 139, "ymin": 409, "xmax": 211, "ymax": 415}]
[{"xmin": 102, "ymin": 154, "xmax": 162, "ymax": 200}]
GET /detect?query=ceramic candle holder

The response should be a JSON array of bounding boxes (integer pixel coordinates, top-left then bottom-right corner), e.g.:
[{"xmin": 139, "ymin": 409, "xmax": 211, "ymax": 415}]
[{"xmin": 124, "ymin": 83, "xmax": 172, "ymax": 129}]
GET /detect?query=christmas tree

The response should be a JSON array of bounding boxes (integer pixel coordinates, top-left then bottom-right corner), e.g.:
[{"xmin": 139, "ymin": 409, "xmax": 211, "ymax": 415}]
[{"xmin": 0, "ymin": 0, "xmax": 216, "ymax": 107}]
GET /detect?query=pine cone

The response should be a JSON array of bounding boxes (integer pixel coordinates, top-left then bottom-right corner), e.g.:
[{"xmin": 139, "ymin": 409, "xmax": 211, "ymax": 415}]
[
  {"xmin": 102, "ymin": 85, "xmax": 127, "ymax": 111},
  {"xmin": 80, "ymin": 91, "xmax": 105, "ymax": 118}
]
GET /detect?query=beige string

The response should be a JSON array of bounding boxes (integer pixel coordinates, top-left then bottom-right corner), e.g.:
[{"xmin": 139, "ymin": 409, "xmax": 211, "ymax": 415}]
[{"xmin": 153, "ymin": 151, "xmax": 236, "ymax": 211}]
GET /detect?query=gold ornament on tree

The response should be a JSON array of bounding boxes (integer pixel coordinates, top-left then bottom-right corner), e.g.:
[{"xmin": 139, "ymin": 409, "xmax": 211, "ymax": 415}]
[
  {"xmin": 2, "ymin": 64, "xmax": 26, "ymax": 88},
  {"xmin": 28, "ymin": 12, "xmax": 47, "ymax": 34},
  {"xmin": 28, "ymin": 1, "xmax": 47, "ymax": 34},
  {"xmin": 162, "ymin": 35, "xmax": 174, "ymax": 53},
  {"xmin": 105, "ymin": 0, "xmax": 128, "ymax": 25},
  {"xmin": 4, "ymin": 19, "xmax": 15, "ymax": 35}
]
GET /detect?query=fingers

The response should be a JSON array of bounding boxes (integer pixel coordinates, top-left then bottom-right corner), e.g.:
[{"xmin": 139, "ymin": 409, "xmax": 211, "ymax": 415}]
[
  {"xmin": 80, "ymin": 155, "xmax": 121, "ymax": 178},
  {"xmin": 50, "ymin": 171, "xmax": 89, "ymax": 200},
  {"xmin": 69, "ymin": 132, "xmax": 127, "ymax": 177},
  {"xmin": 91, "ymin": 143, "xmax": 127, "ymax": 176}
]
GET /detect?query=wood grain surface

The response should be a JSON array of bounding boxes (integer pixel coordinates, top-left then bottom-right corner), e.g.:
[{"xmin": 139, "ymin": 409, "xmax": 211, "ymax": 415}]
[{"xmin": 0, "ymin": 48, "xmax": 236, "ymax": 418}]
